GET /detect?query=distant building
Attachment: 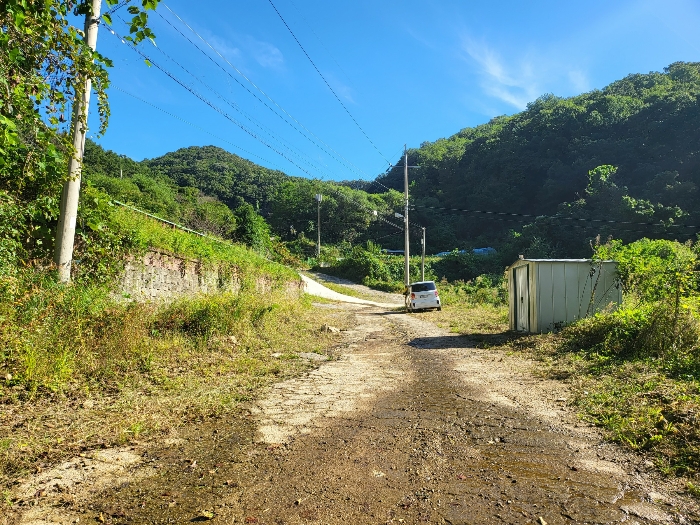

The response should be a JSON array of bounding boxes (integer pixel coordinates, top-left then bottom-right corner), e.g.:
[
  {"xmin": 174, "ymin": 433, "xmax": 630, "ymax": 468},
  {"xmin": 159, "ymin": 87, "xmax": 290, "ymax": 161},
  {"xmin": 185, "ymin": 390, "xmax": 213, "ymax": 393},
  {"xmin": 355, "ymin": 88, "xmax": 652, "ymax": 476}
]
[{"xmin": 507, "ymin": 258, "xmax": 622, "ymax": 333}]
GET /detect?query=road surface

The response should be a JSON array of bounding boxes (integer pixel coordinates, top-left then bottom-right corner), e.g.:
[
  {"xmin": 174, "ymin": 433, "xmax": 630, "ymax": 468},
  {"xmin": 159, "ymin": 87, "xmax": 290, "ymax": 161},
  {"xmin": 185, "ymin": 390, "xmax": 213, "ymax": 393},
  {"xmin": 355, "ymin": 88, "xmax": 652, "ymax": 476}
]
[{"xmin": 11, "ymin": 289, "xmax": 699, "ymax": 525}]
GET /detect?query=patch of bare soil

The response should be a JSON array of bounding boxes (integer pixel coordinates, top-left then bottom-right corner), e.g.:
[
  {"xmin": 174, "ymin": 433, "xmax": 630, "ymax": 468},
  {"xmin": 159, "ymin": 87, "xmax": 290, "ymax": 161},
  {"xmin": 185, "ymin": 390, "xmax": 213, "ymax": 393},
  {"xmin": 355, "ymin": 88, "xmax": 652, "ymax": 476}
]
[{"xmin": 6, "ymin": 301, "xmax": 700, "ymax": 525}]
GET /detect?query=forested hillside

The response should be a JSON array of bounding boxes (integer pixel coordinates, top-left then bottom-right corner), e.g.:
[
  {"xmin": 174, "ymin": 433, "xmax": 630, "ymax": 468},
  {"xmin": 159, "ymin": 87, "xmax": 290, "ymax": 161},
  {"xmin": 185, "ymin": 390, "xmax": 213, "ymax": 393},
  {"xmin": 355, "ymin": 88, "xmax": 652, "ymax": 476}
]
[
  {"xmin": 375, "ymin": 62, "xmax": 700, "ymax": 257},
  {"xmin": 84, "ymin": 142, "xmax": 405, "ymax": 255}
]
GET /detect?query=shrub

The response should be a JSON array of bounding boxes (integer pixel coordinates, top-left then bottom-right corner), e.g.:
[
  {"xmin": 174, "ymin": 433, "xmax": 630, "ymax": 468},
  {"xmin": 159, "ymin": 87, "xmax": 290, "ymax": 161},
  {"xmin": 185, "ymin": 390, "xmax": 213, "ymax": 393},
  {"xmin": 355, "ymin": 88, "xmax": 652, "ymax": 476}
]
[{"xmin": 437, "ymin": 274, "xmax": 507, "ymax": 307}]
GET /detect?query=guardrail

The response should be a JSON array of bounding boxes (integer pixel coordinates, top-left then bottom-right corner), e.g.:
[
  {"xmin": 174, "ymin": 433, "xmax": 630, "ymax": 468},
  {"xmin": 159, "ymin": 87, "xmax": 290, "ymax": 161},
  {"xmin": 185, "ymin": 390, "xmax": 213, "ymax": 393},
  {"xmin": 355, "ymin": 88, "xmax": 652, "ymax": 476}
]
[{"xmin": 111, "ymin": 200, "xmax": 229, "ymax": 245}]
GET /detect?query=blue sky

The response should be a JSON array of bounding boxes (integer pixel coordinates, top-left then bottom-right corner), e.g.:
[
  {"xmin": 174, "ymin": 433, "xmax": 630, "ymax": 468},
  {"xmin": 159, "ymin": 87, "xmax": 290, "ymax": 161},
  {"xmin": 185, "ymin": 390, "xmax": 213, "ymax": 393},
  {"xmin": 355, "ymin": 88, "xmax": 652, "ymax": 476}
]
[{"xmin": 90, "ymin": 0, "xmax": 700, "ymax": 181}]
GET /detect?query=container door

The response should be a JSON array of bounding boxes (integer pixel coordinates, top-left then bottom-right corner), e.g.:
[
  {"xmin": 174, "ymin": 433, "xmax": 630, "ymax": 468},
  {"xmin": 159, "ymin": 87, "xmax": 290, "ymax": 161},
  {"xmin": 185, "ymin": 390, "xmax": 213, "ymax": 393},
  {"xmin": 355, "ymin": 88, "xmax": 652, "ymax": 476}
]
[{"xmin": 515, "ymin": 265, "xmax": 530, "ymax": 331}]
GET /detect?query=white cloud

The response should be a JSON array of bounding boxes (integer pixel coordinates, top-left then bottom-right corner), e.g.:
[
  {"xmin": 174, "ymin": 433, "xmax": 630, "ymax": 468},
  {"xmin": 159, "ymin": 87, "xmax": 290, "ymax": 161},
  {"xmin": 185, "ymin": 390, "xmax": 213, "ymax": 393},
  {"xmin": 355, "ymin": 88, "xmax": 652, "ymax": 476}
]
[
  {"xmin": 246, "ymin": 37, "xmax": 284, "ymax": 69},
  {"xmin": 568, "ymin": 69, "xmax": 590, "ymax": 93},
  {"xmin": 206, "ymin": 34, "xmax": 242, "ymax": 63},
  {"xmin": 326, "ymin": 72, "xmax": 355, "ymax": 104},
  {"xmin": 462, "ymin": 40, "xmax": 540, "ymax": 110}
]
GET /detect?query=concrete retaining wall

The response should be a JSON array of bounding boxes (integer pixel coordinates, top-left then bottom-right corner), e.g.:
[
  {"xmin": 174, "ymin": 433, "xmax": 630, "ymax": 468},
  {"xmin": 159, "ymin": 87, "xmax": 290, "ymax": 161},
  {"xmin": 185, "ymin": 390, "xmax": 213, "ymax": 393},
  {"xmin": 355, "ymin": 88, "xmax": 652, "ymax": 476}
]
[{"xmin": 119, "ymin": 250, "xmax": 301, "ymax": 302}]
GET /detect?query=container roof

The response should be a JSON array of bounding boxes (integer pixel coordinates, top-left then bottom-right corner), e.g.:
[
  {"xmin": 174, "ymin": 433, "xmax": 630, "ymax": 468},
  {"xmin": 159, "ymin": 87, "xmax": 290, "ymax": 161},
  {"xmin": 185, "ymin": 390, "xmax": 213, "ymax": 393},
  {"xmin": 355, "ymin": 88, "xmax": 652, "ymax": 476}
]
[
  {"xmin": 521, "ymin": 259, "xmax": 616, "ymax": 262},
  {"xmin": 507, "ymin": 258, "xmax": 617, "ymax": 270}
]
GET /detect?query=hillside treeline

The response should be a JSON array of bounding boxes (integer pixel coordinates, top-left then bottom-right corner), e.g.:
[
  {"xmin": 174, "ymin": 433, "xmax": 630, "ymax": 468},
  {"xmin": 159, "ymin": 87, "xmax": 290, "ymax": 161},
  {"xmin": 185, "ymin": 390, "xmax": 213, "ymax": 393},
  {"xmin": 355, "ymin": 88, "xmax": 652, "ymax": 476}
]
[
  {"xmin": 83, "ymin": 142, "xmax": 405, "ymax": 258},
  {"xmin": 84, "ymin": 61, "xmax": 700, "ymax": 263},
  {"xmin": 376, "ymin": 61, "xmax": 700, "ymax": 257},
  {"xmin": 6, "ymin": 61, "xmax": 700, "ymax": 274}
]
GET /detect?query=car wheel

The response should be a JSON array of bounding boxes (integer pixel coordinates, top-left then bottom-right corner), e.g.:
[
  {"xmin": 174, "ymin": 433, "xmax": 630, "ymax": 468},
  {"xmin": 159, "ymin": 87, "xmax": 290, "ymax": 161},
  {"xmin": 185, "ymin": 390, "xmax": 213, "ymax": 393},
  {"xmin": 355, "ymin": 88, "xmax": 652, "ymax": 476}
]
[{"xmin": 437, "ymin": 306, "xmax": 442, "ymax": 311}]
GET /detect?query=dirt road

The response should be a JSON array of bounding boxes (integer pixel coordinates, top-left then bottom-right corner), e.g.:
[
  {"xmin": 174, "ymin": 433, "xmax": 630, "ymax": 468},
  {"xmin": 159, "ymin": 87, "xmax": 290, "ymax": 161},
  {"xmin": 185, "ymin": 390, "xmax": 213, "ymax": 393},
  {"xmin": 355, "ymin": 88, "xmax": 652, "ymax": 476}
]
[{"xmin": 11, "ymin": 294, "xmax": 700, "ymax": 524}]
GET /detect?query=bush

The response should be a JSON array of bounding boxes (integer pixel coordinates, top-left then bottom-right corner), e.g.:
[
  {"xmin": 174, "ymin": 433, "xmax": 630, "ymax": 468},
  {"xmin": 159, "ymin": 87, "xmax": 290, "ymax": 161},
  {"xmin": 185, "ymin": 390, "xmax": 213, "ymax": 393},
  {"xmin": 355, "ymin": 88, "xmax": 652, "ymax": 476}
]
[
  {"xmin": 437, "ymin": 274, "xmax": 507, "ymax": 307},
  {"xmin": 556, "ymin": 239, "xmax": 700, "ymax": 379},
  {"xmin": 431, "ymin": 251, "xmax": 504, "ymax": 282},
  {"xmin": 595, "ymin": 238, "xmax": 698, "ymax": 302}
]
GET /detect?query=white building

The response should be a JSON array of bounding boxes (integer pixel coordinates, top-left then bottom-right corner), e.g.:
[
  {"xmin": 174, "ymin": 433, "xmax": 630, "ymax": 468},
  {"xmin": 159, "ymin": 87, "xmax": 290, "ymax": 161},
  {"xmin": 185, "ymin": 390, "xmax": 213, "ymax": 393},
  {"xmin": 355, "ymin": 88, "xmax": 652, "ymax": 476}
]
[{"xmin": 507, "ymin": 258, "xmax": 622, "ymax": 333}]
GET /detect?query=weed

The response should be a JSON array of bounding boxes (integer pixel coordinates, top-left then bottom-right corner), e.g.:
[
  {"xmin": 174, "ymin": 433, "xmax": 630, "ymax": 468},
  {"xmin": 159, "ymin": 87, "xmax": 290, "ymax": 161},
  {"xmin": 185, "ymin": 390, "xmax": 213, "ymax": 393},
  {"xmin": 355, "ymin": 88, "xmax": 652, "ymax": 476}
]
[
  {"xmin": 687, "ymin": 482, "xmax": 700, "ymax": 499},
  {"xmin": 2, "ymin": 489, "xmax": 12, "ymax": 508}
]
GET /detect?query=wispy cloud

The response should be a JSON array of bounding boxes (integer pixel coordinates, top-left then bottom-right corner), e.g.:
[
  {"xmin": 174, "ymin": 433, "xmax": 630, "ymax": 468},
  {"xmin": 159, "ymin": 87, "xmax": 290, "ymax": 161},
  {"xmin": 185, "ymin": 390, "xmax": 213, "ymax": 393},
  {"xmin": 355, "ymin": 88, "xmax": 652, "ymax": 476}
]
[
  {"xmin": 462, "ymin": 38, "xmax": 591, "ymax": 111},
  {"xmin": 568, "ymin": 69, "xmax": 590, "ymax": 93},
  {"xmin": 326, "ymin": 72, "xmax": 355, "ymax": 104},
  {"xmin": 206, "ymin": 34, "xmax": 242, "ymax": 64},
  {"xmin": 245, "ymin": 37, "xmax": 284, "ymax": 69},
  {"xmin": 462, "ymin": 40, "xmax": 540, "ymax": 110}
]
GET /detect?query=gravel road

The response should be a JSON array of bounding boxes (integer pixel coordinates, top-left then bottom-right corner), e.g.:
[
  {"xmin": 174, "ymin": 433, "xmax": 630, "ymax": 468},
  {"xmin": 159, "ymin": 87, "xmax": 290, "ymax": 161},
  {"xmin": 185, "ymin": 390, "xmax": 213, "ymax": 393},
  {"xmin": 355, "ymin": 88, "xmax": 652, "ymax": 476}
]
[{"xmin": 10, "ymin": 291, "xmax": 700, "ymax": 525}]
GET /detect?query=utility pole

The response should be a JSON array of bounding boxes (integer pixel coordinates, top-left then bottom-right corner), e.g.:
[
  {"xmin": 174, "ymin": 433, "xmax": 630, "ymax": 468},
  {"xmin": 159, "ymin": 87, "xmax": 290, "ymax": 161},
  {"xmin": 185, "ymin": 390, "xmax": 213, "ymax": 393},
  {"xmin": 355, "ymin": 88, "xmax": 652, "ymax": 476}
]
[
  {"xmin": 54, "ymin": 0, "xmax": 102, "ymax": 283},
  {"xmin": 315, "ymin": 193, "xmax": 322, "ymax": 258},
  {"xmin": 421, "ymin": 227, "xmax": 426, "ymax": 281},
  {"xmin": 403, "ymin": 145, "xmax": 410, "ymax": 288}
]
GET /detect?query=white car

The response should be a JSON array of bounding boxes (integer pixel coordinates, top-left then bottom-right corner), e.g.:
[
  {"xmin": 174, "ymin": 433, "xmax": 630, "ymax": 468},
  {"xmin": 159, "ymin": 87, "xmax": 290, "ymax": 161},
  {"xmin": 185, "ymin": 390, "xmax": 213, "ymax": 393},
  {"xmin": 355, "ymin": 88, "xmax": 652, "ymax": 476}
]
[{"xmin": 406, "ymin": 281, "xmax": 441, "ymax": 312}]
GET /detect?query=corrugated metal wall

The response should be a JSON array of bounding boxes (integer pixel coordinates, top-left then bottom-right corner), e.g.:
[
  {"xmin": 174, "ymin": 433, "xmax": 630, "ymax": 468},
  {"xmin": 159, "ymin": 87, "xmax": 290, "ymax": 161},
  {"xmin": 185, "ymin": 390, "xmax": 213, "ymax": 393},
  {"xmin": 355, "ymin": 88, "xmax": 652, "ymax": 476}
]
[
  {"xmin": 535, "ymin": 261, "xmax": 621, "ymax": 332},
  {"xmin": 509, "ymin": 260, "xmax": 622, "ymax": 333}
]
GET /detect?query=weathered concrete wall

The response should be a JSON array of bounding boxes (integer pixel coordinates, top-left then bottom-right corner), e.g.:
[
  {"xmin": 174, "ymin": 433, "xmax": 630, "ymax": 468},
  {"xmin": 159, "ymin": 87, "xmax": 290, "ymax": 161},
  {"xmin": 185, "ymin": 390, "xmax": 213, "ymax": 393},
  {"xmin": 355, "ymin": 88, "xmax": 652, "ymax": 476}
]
[
  {"xmin": 119, "ymin": 249, "xmax": 303, "ymax": 302},
  {"xmin": 119, "ymin": 250, "xmax": 241, "ymax": 301},
  {"xmin": 118, "ymin": 250, "xmax": 305, "ymax": 302},
  {"xmin": 120, "ymin": 250, "xmax": 240, "ymax": 301}
]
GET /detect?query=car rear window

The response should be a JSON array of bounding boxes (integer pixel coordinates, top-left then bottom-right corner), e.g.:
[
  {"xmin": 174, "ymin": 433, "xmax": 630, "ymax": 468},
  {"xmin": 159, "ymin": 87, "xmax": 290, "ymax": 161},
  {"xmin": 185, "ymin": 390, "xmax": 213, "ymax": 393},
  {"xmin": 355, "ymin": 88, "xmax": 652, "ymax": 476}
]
[{"xmin": 411, "ymin": 282, "xmax": 436, "ymax": 293}]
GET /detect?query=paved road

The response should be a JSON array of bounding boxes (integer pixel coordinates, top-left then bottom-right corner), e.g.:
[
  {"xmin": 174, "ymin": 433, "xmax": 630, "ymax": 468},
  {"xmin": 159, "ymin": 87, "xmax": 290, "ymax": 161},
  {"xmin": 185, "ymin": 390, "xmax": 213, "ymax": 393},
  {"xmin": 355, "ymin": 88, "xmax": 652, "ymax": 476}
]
[
  {"xmin": 12, "ymin": 302, "xmax": 698, "ymax": 525},
  {"xmin": 301, "ymin": 274, "xmax": 403, "ymax": 308}
]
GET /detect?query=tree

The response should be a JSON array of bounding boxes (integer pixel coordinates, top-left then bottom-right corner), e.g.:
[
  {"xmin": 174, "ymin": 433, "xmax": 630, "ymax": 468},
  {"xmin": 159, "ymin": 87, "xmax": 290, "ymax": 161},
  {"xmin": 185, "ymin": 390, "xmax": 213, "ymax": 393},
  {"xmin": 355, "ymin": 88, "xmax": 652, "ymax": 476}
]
[
  {"xmin": 233, "ymin": 203, "xmax": 272, "ymax": 254},
  {"xmin": 0, "ymin": 0, "xmax": 160, "ymax": 270}
]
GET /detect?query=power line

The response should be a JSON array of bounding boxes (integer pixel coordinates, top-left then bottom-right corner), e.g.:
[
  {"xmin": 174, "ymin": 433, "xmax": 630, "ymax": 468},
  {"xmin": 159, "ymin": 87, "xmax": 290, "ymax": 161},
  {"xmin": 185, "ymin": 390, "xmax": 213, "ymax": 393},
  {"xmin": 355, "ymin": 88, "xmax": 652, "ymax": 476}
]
[
  {"xmin": 411, "ymin": 203, "xmax": 700, "ymax": 230},
  {"xmin": 150, "ymin": 5, "xmax": 417, "ymax": 228},
  {"xmin": 287, "ymin": 0, "xmax": 357, "ymax": 92},
  {"xmin": 265, "ymin": 0, "xmax": 390, "ymax": 164},
  {"xmin": 160, "ymin": 3, "xmax": 377, "ymax": 182},
  {"xmin": 112, "ymin": 86, "xmax": 287, "ymax": 172},
  {"xmin": 134, "ymin": 12, "xmax": 336, "ymax": 179},
  {"xmin": 114, "ymin": 87, "xmax": 407, "ymax": 239},
  {"xmin": 106, "ymin": 27, "xmax": 320, "ymax": 180},
  {"xmin": 106, "ymin": 21, "xmax": 413, "ymax": 235},
  {"xmin": 105, "ymin": 0, "xmax": 132, "ymax": 15}
]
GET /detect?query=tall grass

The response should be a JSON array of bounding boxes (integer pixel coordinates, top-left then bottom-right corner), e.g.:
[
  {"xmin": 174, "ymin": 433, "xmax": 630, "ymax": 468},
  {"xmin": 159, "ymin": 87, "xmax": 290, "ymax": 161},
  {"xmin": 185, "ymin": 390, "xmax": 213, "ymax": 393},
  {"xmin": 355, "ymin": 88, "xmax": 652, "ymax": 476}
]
[
  {"xmin": 0, "ymin": 266, "xmax": 345, "ymax": 489},
  {"xmin": 112, "ymin": 207, "xmax": 297, "ymax": 283},
  {"xmin": 523, "ymin": 240, "xmax": 700, "ymax": 479}
]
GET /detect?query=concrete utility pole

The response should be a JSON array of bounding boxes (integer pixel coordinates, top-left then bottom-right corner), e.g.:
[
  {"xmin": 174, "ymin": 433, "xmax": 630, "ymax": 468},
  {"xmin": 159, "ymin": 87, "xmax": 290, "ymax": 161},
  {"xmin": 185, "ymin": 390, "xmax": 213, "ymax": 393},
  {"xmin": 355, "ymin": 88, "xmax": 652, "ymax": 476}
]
[
  {"xmin": 315, "ymin": 193, "xmax": 322, "ymax": 258},
  {"xmin": 54, "ymin": 0, "xmax": 102, "ymax": 283},
  {"xmin": 403, "ymin": 145, "xmax": 410, "ymax": 288},
  {"xmin": 421, "ymin": 227, "xmax": 426, "ymax": 281}
]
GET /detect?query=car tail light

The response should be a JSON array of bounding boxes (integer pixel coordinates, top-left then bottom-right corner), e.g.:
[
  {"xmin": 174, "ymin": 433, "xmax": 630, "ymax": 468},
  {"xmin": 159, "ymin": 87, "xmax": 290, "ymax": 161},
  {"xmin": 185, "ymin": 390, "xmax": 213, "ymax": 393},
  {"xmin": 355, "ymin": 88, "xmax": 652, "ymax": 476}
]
[
  {"xmin": 434, "ymin": 290, "xmax": 439, "ymax": 297},
  {"xmin": 410, "ymin": 293, "xmax": 415, "ymax": 299}
]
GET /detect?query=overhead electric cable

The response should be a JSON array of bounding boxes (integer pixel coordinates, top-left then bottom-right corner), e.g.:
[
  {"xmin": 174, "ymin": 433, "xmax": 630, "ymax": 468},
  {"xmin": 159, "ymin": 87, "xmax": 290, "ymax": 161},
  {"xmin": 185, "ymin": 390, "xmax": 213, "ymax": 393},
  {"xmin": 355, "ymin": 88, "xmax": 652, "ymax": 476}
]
[
  {"xmin": 125, "ymin": 13, "xmax": 335, "ymax": 178},
  {"xmin": 412, "ymin": 203, "xmax": 700, "ymax": 230},
  {"xmin": 287, "ymin": 0, "xmax": 356, "ymax": 91},
  {"xmin": 112, "ymin": 86, "xmax": 287, "ymax": 171},
  {"xmin": 107, "ymin": 27, "xmax": 319, "ymax": 179},
  {"xmin": 160, "ymin": 3, "xmax": 375, "ymax": 182},
  {"xmin": 105, "ymin": 0, "xmax": 132, "ymax": 15},
  {"xmin": 265, "ymin": 0, "xmax": 390, "ymax": 164},
  {"xmin": 155, "ymin": 4, "xmax": 417, "ymax": 227},
  {"xmin": 107, "ymin": 24, "xmax": 411, "ymax": 233}
]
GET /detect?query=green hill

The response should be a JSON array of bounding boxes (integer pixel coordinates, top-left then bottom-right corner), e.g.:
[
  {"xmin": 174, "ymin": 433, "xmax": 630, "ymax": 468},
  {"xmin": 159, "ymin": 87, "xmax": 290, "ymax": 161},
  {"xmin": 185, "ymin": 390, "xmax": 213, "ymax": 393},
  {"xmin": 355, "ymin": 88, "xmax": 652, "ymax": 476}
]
[
  {"xmin": 84, "ymin": 62, "xmax": 700, "ymax": 261},
  {"xmin": 375, "ymin": 61, "xmax": 700, "ymax": 256}
]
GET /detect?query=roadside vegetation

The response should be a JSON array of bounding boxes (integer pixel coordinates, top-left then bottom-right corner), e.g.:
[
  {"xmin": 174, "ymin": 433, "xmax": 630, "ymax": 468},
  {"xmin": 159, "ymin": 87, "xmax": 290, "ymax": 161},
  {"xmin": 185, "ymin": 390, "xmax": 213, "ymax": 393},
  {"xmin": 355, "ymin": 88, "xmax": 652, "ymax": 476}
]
[
  {"xmin": 417, "ymin": 238, "xmax": 700, "ymax": 491},
  {"xmin": 5, "ymin": 1, "xmax": 700, "ymax": 502},
  {"xmin": 0, "ymin": 211, "xmax": 349, "ymax": 493}
]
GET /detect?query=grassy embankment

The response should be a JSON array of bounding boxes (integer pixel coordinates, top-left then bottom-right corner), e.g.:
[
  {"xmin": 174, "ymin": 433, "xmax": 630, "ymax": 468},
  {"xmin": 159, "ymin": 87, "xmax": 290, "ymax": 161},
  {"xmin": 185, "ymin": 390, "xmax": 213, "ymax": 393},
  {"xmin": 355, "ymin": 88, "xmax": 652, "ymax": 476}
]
[
  {"xmin": 420, "ymin": 240, "xmax": 700, "ymax": 493},
  {"xmin": 321, "ymin": 240, "xmax": 700, "ymax": 491},
  {"xmin": 0, "ymin": 207, "xmax": 349, "ymax": 495}
]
